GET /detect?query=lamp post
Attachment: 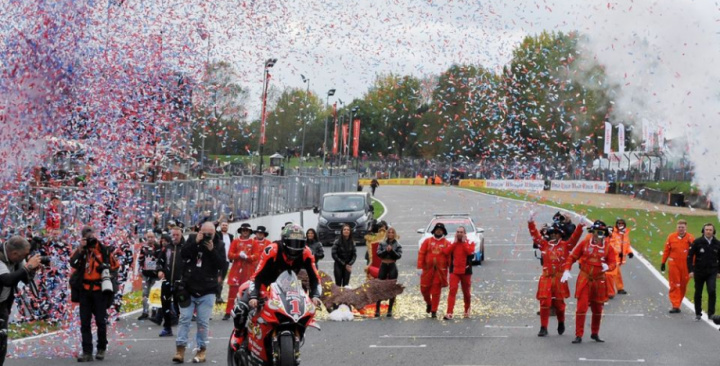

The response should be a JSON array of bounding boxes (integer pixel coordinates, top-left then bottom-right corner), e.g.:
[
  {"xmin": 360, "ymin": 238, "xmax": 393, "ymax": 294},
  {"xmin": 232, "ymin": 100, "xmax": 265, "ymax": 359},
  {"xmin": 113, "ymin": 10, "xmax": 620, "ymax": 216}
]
[
  {"xmin": 257, "ymin": 58, "xmax": 277, "ymax": 176},
  {"xmin": 331, "ymin": 98, "xmax": 345, "ymax": 176},
  {"xmin": 299, "ymin": 74, "xmax": 310, "ymax": 175},
  {"xmin": 322, "ymin": 88, "xmax": 336, "ymax": 174}
]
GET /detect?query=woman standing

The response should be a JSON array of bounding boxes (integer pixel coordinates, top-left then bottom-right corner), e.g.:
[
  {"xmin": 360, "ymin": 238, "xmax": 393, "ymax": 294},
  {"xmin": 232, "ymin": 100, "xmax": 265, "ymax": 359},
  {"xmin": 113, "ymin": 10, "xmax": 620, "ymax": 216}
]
[
  {"xmin": 331, "ymin": 225, "xmax": 356, "ymax": 286},
  {"xmin": 375, "ymin": 227, "xmax": 402, "ymax": 317},
  {"xmin": 306, "ymin": 228, "xmax": 324, "ymax": 261}
]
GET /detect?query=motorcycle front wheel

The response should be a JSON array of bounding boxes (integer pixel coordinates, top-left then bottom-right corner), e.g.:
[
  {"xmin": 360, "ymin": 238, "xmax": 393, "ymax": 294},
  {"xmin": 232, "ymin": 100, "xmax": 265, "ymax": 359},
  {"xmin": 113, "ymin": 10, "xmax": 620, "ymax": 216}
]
[
  {"xmin": 278, "ymin": 333, "xmax": 295, "ymax": 366},
  {"xmin": 227, "ymin": 337, "xmax": 241, "ymax": 366}
]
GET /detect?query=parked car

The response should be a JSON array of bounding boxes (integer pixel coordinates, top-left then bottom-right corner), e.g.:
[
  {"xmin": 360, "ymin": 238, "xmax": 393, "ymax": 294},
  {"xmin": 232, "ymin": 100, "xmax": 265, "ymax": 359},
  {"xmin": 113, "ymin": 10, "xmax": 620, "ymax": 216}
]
[
  {"xmin": 416, "ymin": 213, "xmax": 485, "ymax": 265},
  {"xmin": 314, "ymin": 192, "xmax": 374, "ymax": 246}
]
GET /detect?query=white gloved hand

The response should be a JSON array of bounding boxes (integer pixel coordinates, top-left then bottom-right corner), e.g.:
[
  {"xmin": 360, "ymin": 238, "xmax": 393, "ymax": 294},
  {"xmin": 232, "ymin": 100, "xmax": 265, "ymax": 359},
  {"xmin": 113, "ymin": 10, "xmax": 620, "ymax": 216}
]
[
  {"xmin": 240, "ymin": 251, "xmax": 248, "ymax": 260},
  {"xmin": 528, "ymin": 211, "xmax": 537, "ymax": 223},
  {"xmin": 560, "ymin": 270, "xmax": 572, "ymax": 283},
  {"xmin": 601, "ymin": 263, "xmax": 609, "ymax": 272}
]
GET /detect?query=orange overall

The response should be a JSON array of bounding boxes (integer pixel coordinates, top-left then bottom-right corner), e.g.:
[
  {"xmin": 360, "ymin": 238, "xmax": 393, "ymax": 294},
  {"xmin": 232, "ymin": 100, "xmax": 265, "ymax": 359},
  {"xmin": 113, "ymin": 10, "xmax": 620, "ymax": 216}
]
[{"xmin": 662, "ymin": 232, "xmax": 695, "ymax": 308}]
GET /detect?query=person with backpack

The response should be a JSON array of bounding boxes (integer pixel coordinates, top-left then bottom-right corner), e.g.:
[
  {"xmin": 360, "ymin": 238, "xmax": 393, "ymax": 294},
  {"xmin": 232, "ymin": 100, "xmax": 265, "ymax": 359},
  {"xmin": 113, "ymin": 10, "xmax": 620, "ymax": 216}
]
[{"xmin": 69, "ymin": 226, "xmax": 119, "ymax": 362}]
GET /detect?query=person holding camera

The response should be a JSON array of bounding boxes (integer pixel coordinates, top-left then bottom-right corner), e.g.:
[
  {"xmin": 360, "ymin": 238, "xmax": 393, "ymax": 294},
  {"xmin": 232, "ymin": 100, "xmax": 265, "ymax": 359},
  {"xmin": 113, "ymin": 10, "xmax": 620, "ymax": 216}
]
[
  {"xmin": 137, "ymin": 230, "xmax": 163, "ymax": 320},
  {"xmin": 69, "ymin": 226, "xmax": 119, "ymax": 362},
  {"xmin": 157, "ymin": 226, "xmax": 185, "ymax": 337},
  {"xmin": 173, "ymin": 222, "xmax": 226, "ymax": 364},
  {"xmin": 0, "ymin": 236, "xmax": 42, "ymax": 366}
]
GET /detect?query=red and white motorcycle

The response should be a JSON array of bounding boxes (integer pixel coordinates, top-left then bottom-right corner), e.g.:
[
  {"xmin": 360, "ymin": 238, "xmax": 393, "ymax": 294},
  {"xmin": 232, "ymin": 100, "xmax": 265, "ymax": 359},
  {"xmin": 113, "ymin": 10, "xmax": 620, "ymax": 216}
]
[{"xmin": 228, "ymin": 271, "xmax": 320, "ymax": 366}]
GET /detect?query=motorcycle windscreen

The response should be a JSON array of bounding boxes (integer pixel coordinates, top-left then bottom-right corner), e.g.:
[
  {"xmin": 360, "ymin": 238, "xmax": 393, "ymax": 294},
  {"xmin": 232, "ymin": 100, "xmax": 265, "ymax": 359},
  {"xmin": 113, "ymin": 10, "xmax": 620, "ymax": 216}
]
[{"xmin": 271, "ymin": 271, "xmax": 308, "ymax": 323}]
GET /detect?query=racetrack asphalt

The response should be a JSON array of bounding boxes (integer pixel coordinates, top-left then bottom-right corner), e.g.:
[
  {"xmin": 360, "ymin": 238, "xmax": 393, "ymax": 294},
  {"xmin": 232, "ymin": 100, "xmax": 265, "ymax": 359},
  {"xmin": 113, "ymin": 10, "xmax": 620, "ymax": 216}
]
[{"xmin": 9, "ymin": 185, "xmax": 719, "ymax": 365}]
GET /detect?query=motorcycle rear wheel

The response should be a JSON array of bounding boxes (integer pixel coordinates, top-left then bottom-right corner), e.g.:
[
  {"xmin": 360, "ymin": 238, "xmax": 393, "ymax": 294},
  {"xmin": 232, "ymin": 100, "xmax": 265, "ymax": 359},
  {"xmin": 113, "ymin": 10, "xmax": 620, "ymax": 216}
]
[{"xmin": 278, "ymin": 333, "xmax": 295, "ymax": 366}]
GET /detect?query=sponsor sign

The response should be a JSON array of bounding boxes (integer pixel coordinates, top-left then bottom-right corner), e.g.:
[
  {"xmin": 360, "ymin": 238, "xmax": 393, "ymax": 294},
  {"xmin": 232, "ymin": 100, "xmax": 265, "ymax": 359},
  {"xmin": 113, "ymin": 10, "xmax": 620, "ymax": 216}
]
[
  {"xmin": 485, "ymin": 180, "xmax": 545, "ymax": 192},
  {"xmin": 550, "ymin": 180, "xmax": 608, "ymax": 194}
]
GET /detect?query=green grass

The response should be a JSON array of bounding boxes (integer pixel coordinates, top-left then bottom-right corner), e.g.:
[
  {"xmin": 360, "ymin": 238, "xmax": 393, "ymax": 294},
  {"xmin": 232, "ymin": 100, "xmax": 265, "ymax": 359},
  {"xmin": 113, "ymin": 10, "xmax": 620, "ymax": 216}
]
[
  {"xmin": 372, "ymin": 199, "xmax": 385, "ymax": 219},
  {"xmin": 639, "ymin": 181, "xmax": 700, "ymax": 195},
  {"xmin": 209, "ymin": 155, "xmax": 324, "ymax": 169},
  {"xmin": 470, "ymin": 187, "xmax": 720, "ymax": 311}
]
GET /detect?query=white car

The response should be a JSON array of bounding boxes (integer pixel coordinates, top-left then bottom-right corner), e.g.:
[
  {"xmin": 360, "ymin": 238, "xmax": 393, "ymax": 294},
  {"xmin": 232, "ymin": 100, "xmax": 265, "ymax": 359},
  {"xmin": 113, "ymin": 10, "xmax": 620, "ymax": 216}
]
[{"xmin": 416, "ymin": 214, "xmax": 485, "ymax": 265}]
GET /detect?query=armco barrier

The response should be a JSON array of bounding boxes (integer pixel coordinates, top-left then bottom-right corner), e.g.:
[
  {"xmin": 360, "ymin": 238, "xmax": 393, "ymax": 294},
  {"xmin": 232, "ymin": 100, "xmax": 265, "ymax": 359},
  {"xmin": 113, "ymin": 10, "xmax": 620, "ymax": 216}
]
[{"xmin": 358, "ymin": 178, "xmax": 426, "ymax": 186}]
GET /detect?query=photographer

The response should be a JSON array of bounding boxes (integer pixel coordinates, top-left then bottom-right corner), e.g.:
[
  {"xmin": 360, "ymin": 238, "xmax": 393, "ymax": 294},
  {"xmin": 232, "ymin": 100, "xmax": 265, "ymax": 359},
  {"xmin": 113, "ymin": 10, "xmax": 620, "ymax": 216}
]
[
  {"xmin": 172, "ymin": 222, "xmax": 226, "ymax": 363},
  {"xmin": 157, "ymin": 226, "xmax": 185, "ymax": 337},
  {"xmin": 0, "ymin": 236, "xmax": 42, "ymax": 366},
  {"xmin": 69, "ymin": 226, "xmax": 119, "ymax": 362},
  {"xmin": 137, "ymin": 230, "xmax": 162, "ymax": 321}
]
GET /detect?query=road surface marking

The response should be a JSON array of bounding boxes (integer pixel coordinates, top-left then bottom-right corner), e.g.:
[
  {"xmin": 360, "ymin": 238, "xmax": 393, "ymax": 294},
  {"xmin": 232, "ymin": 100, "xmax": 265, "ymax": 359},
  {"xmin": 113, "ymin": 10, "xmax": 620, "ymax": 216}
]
[
  {"xmin": 601, "ymin": 313, "xmax": 645, "ymax": 317},
  {"xmin": 486, "ymin": 258, "xmax": 535, "ymax": 261},
  {"xmin": 484, "ymin": 325, "xmax": 533, "ymax": 329},
  {"xmin": 579, "ymin": 358, "xmax": 645, "ymax": 363},
  {"xmin": 369, "ymin": 344, "xmax": 427, "ymax": 348},
  {"xmin": 506, "ymin": 279, "xmax": 537, "ymax": 282},
  {"xmin": 380, "ymin": 335, "xmax": 509, "ymax": 339}
]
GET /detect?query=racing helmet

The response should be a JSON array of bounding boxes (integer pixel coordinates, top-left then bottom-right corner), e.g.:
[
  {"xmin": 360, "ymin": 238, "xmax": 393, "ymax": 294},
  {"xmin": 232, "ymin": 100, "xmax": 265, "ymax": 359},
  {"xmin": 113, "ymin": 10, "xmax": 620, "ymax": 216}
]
[{"xmin": 281, "ymin": 223, "xmax": 306, "ymax": 260}]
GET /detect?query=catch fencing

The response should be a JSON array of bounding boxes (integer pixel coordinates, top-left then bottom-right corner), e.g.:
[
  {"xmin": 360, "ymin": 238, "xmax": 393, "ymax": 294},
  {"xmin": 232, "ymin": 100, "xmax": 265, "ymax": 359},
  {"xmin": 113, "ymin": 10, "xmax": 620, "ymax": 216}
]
[{"xmin": 2, "ymin": 173, "xmax": 358, "ymax": 234}]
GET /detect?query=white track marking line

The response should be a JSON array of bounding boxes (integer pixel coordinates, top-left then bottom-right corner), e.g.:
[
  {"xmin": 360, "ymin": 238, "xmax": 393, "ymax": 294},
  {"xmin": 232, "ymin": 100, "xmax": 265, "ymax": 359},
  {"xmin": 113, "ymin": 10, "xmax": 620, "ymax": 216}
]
[
  {"xmin": 380, "ymin": 335, "xmax": 509, "ymax": 339},
  {"xmin": 579, "ymin": 358, "xmax": 645, "ymax": 363},
  {"xmin": 484, "ymin": 325, "xmax": 533, "ymax": 329},
  {"xmin": 369, "ymin": 344, "xmax": 427, "ymax": 348}
]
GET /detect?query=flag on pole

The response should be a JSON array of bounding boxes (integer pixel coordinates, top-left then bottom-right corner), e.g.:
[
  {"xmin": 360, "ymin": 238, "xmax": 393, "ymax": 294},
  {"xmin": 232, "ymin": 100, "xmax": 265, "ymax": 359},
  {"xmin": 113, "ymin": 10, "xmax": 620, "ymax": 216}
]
[
  {"xmin": 617, "ymin": 123, "xmax": 625, "ymax": 154},
  {"xmin": 342, "ymin": 123, "xmax": 349, "ymax": 153},
  {"xmin": 352, "ymin": 119, "xmax": 360, "ymax": 157},
  {"xmin": 603, "ymin": 121, "xmax": 612, "ymax": 155},
  {"xmin": 332, "ymin": 103, "xmax": 338, "ymax": 155}
]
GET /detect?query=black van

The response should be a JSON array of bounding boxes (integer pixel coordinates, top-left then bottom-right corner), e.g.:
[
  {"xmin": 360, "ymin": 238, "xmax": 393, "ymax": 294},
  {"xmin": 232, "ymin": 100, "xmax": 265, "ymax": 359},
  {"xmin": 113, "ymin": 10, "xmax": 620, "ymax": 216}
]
[{"xmin": 314, "ymin": 192, "xmax": 374, "ymax": 246}]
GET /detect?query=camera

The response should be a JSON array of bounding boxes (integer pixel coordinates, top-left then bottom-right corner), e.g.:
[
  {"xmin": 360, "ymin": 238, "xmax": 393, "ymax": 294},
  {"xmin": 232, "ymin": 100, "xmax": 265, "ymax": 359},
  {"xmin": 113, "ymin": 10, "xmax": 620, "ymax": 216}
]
[
  {"xmin": 99, "ymin": 264, "xmax": 113, "ymax": 294},
  {"xmin": 39, "ymin": 256, "xmax": 51, "ymax": 266},
  {"xmin": 86, "ymin": 237, "xmax": 98, "ymax": 248}
]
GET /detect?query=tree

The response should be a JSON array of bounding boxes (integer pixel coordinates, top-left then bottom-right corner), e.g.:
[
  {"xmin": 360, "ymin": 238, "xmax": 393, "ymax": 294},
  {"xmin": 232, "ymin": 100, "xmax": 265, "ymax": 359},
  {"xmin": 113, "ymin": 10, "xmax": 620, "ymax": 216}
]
[
  {"xmin": 265, "ymin": 87, "xmax": 326, "ymax": 158},
  {"xmin": 361, "ymin": 74, "xmax": 423, "ymax": 159}
]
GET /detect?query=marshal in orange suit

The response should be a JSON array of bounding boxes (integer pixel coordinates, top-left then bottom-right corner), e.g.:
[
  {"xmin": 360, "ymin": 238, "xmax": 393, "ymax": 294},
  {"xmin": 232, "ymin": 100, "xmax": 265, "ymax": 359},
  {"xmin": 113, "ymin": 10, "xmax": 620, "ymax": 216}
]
[{"xmin": 661, "ymin": 219, "xmax": 695, "ymax": 313}]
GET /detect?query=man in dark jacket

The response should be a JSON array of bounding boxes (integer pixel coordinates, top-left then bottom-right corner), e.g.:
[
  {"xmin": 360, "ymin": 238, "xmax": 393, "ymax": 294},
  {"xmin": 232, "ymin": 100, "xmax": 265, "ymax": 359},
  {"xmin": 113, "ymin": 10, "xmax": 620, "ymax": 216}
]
[
  {"xmin": 157, "ymin": 226, "xmax": 185, "ymax": 337},
  {"xmin": 173, "ymin": 222, "xmax": 226, "ymax": 363},
  {"xmin": 687, "ymin": 223, "xmax": 720, "ymax": 320},
  {"xmin": 138, "ymin": 230, "xmax": 163, "ymax": 320},
  {"xmin": 0, "ymin": 237, "xmax": 41, "ymax": 366},
  {"xmin": 70, "ymin": 226, "xmax": 119, "ymax": 362}
]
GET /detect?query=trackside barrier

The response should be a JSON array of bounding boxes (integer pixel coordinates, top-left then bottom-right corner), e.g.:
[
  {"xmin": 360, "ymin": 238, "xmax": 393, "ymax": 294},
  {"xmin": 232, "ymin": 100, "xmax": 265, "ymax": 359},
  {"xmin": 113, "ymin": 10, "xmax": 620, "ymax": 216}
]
[{"xmin": 358, "ymin": 178, "xmax": 426, "ymax": 186}]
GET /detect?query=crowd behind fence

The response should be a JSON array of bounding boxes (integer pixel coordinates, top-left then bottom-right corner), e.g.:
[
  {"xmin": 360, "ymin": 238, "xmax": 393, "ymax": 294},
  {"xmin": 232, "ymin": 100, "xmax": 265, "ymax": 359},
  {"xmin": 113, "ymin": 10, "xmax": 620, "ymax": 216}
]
[{"xmin": 2, "ymin": 173, "xmax": 359, "ymax": 236}]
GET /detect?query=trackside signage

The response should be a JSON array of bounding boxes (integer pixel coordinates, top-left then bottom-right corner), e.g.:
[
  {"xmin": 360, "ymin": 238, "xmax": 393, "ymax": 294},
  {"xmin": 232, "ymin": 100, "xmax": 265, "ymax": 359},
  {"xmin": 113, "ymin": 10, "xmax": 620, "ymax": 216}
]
[
  {"xmin": 485, "ymin": 180, "xmax": 545, "ymax": 192},
  {"xmin": 551, "ymin": 180, "xmax": 608, "ymax": 193}
]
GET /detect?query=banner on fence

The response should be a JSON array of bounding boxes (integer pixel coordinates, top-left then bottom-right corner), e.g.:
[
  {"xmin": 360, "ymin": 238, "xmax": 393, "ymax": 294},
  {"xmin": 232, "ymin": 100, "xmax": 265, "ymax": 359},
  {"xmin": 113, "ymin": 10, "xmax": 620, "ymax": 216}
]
[
  {"xmin": 458, "ymin": 179, "xmax": 486, "ymax": 188},
  {"xmin": 358, "ymin": 178, "xmax": 426, "ymax": 186},
  {"xmin": 551, "ymin": 180, "xmax": 608, "ymax": 193},
  {"xmin": 485, "ymin": 180, "xmax": 545, "ymax": 192}
]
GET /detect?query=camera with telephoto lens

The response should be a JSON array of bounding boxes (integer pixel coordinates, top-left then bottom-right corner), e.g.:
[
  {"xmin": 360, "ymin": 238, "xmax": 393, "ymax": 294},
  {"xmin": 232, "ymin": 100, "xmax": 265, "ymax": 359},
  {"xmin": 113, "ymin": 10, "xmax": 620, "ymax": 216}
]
[
  {"xmin": 39, "ymin": 256, "xmax": 51, "ymax": 266},
  {"xmin": 99, "ymin": 263, "xmax": 113, "ymax": 294}
]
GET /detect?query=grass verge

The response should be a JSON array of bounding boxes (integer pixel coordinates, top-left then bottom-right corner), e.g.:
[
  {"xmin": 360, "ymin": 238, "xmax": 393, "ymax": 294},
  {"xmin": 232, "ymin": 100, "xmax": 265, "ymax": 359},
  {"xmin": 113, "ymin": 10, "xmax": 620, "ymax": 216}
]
[
  {"xmin": 372, "ymin": 199, "xmax": 385, "ymax": 220},
  {"xmin": 470, "ymin": 187, "xmax": 720, "ymax": 311}
]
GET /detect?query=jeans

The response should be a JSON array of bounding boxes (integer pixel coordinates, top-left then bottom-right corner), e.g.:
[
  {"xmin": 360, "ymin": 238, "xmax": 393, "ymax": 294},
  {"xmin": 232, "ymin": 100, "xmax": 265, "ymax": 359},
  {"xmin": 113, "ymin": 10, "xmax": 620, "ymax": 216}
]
[
  {"xmin": 176, "ymin": 293, "xmax": 215, "ymax": 349},
  {"xmin": 333, "ymin": 261, "xmax": 352, "ymax": 287},
  {"xmin": 141, "ymin": 275, "xmax": 157, "ymax": 314}
]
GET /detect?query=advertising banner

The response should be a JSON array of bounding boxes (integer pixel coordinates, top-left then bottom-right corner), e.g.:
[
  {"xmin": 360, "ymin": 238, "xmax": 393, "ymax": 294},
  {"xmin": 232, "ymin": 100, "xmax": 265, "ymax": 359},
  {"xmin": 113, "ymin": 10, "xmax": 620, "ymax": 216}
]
[
  {"xmin": 352, "ymin": 119, "xmax": 360, "ymax": 157},
  {"xmin": 550, "ymin": 180, "xmax": 608, "ymax": 194},
  {"xmin": 485, "ymin": 180, "xmax": 545, "ymax": 192}
]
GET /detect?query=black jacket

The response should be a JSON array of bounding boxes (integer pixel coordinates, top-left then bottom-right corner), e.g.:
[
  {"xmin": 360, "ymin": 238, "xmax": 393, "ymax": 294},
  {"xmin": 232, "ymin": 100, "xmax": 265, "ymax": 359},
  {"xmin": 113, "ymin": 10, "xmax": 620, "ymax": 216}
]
[
  {"xmin": 0, "ymin": 257, "xmax": 34, "ymax": 313},
  {"xmin": 688, "ymin": 236, "xmax": 720, "ymax": 274},
  {"xmin": 182, "ymin": 233, "xmax": 227, "ymax": 297},
  {"xmin": 331, "ymin": 237, "xmax": 357, "ymax": 266},
  {"xmin": 306, "ymin": 239, "xmax": 324, "ymax": 261},
  {"xmin": 138, "ymin": 243, "xmax": 164, "ymax": 278},
  {"xmin": 377, "ymin": 239, "xmax": 402, "ymax": 261},
  {"xmin": 159, "ymin": 237, "xmax": 185, "ymax": 284}
]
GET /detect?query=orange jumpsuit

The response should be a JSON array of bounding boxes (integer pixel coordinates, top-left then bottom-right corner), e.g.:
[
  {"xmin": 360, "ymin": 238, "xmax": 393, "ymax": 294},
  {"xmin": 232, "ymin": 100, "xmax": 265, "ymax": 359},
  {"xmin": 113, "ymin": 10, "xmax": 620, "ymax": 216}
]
[
  {"xmin": 606, "ymin": 227, "xmax": 632, "ymax": 296},
  {"xmin": 418, "ymin": 236, "xmax": 451, "ymax": 313},
  {"xmin": 565, "ymin": 237, "xmax": 617, "ymax": 338},
  {"xmin": 442, "ymin": 239, "xmax": 475, "ymax": 316},
  {"xmin": 529, "ymin": 222, "xmax": 584, "ymax": 328},
  {"xmin": 662, "ymin": 232, "xmax": 695, "ymax": 309},
  {"xmin": 225, "ymin": 237, "xmax": 260, "ymax": 315}
]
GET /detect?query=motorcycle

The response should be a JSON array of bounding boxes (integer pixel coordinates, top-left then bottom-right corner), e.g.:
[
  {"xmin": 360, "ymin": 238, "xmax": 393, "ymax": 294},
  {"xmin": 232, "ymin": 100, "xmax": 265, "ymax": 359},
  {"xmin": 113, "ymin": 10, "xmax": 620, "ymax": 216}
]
[{"xmin": 228, "ymin": 270, "xmax": 320, "ymax": 366}]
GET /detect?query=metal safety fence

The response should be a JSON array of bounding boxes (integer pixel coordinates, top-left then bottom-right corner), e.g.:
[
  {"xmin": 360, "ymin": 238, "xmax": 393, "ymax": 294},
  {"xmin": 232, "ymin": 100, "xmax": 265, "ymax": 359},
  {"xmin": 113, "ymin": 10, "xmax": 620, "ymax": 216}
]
[{"xmin": 1, "ymin": 173, "xmax": 359, "ymax": 234}]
